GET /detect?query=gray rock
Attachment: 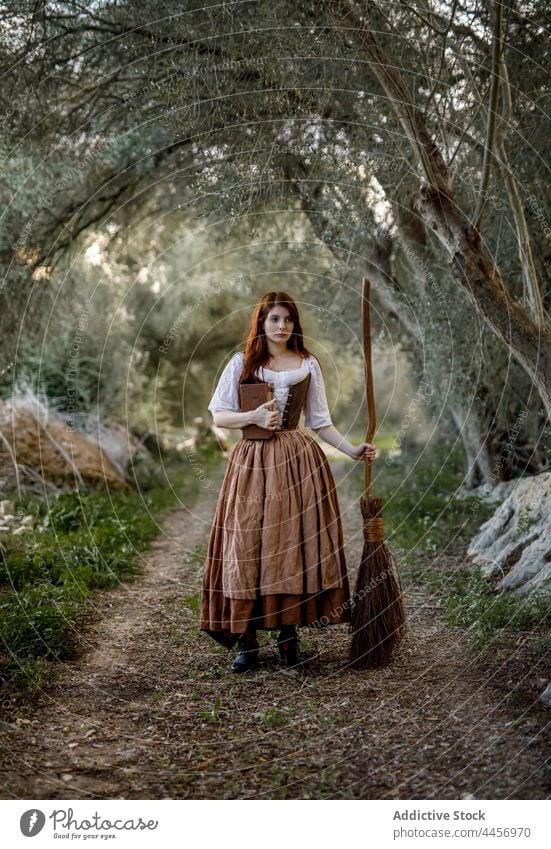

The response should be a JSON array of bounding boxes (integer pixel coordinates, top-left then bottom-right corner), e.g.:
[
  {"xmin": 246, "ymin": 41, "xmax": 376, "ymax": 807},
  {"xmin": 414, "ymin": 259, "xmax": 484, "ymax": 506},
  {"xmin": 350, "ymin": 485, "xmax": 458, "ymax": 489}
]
[
  {"xmin": 467, "ymin": 472, "xmax": 551, "ymax": 594},
  {"xmin": 538, "ymin": 682, "xmax": 551, "ymax": 708}
]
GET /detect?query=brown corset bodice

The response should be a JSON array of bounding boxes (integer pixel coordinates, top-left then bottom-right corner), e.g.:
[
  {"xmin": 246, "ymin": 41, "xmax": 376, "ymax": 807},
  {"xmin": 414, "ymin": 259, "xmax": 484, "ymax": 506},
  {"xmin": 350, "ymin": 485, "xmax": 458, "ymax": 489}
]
[{"xmin": 275, "ymin": 373, "xmax": 311, "ymax": 430}]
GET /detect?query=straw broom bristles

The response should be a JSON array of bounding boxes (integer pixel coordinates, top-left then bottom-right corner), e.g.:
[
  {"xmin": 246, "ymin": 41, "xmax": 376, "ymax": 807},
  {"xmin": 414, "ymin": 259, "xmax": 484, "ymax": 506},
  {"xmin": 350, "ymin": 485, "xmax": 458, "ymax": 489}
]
[{"xmin": 349, "ymin": 493, "xmax": 406, "ymax": 668}]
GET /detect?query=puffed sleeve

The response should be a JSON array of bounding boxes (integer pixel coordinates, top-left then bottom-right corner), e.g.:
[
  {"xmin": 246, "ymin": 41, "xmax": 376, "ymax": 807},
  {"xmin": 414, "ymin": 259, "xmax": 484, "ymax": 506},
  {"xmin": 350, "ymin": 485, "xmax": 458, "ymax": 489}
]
[
  {"xmin": 207, "ymin": 352, "xmax": 244, "ymax": 415},
  {"xmin": 303, "ymin": 356, "xmax": 333, "ymax": 429}
]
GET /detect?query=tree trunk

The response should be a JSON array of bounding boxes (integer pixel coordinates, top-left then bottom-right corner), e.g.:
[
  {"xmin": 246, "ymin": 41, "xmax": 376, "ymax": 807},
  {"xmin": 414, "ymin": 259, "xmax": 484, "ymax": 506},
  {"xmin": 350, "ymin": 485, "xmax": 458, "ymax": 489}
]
[
  {"xmin": 330, "ymin": 1, "xmax": 551, "ymax": 420},
  {"xmin": 420, "ymin": 184, "xmax": 551, "ymax": 419},
  {"xmin": 449, "ymin": 407, "xmax": 494, "ymax": 489}
]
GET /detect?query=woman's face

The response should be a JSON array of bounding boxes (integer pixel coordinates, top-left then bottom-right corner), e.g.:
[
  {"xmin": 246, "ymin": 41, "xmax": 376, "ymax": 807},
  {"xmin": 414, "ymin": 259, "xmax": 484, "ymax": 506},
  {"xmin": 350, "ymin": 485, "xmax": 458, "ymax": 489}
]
[{"xmin": 263, "ymin": 306, "xmax": 294, "ymax": 344}]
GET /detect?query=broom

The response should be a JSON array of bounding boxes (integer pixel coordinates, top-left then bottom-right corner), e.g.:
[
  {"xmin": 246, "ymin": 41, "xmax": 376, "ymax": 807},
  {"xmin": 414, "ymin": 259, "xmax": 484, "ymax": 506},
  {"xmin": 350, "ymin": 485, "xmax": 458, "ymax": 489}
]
[{"xmin": 349, "ymin": 277, "xmax": 407, "ymax": 668}]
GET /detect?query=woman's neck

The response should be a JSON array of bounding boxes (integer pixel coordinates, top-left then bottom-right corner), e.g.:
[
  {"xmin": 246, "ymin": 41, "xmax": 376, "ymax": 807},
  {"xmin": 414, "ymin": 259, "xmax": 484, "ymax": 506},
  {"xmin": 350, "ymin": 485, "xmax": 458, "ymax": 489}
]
[
  {"xmin": 265, "ymin": 341, "xmax": 289, "ymax": 359},
  {"xmin": 264, "ymin": 344, "xmax": 303, "ymax": 371}
]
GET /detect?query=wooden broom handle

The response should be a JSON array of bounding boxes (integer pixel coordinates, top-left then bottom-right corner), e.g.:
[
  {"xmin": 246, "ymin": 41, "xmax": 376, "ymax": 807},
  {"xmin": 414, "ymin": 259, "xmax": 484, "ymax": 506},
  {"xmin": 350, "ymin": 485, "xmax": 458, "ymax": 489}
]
[{"xmin": 362, "ymin": 276, "xmax": 376, "ymax": 494}]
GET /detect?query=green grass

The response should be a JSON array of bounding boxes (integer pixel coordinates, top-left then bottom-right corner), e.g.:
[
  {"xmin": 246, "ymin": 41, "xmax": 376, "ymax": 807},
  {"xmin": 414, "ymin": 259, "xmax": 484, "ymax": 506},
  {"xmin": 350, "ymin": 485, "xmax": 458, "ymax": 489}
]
[
  {"xmin": 0, "ymin": 444, "xmax": 220, "ymax": 703},
  {"xmin": 365, "ymin": 441, "xmax": 495, "ymax": 556},
  {"xmin": 253, "ymin": 706, "xmax": 289, "ymax": 729},
  {"xmin": 445, "ymin": 569, "xmax": 550, "ymax": 652},
  {"xmin": 358, "ymin": 440, "xmax": 551, "ymax": 652},
  {"xmin": 200, "ymin": 697, "xmax": 223, "ymax": 724},
  {"xmin": 404, "ymin": 559, "xmax": 550, "ymax": 653}
]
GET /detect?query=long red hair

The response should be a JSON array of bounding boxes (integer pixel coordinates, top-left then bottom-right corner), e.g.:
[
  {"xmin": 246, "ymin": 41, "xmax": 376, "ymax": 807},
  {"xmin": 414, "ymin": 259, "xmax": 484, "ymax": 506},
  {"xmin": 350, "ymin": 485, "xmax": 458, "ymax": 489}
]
[{"xmin": 239, "ymin": 291, "xmax": 316, "ymax": 383}]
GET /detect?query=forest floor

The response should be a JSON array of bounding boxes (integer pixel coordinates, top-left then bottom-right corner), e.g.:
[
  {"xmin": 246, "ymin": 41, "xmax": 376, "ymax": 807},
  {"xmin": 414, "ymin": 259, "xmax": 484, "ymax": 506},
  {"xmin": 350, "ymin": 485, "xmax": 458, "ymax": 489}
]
[{"xmin": 0, "ymin": 453, "xmax": 549, "ymax": 800}]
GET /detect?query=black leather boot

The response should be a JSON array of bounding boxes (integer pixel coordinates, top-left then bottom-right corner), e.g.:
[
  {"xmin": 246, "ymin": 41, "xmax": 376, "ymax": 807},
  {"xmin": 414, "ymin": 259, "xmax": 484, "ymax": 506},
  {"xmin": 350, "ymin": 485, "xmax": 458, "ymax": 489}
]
[
  {"xmin": 276, "ymin": 625, "xmax": 305, "ymax": 668},
  {"xmin": 230, "ymin": 632, "xmax": 259, "ymax": 673}
]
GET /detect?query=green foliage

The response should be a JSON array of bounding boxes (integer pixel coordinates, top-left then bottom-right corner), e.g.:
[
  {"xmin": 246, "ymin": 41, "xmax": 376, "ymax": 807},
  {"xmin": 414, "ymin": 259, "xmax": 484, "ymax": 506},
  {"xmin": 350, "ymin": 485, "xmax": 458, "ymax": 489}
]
[
  {"xmin": 1, "ymin": 490, "xmax": 171, "ymax": 592},
  {"xmin": 0, "ymin": 583, "xmax": 81, "ymax": 661},
  {"xmin": 0, "ymin": 335, "xmax": 100, "ymax": 410},
  {"xmin": 404, "ymin": 562, "xmax": 551, "ymax": 654},
  {"xmin": 183, "ymin": 592, "xmax": 201, "ymax": 614},
  {"xmin": 253, "ymin": 706, "xmax": 288, "ymax": 729},
  {"xmin": 148, "ymin": 689, "xmax": 166, "ymax": 705},
  {"xmin": 5, "ymin": 656, "xmax": 53, "ymax": 699},
  {"xmin": 446, "ymin": 571, "xmax": 551, "ymax": 652},
  {"xmin": 373, "ymin": 442, "xmax": 495, "ymax": 554},
  {"xmin": 0, "ymin": 466, "xmax": 200, "ymax": 703},
  {"xmin": 200, "ymin": 697, "xmax": 222, "ymax": 723}
]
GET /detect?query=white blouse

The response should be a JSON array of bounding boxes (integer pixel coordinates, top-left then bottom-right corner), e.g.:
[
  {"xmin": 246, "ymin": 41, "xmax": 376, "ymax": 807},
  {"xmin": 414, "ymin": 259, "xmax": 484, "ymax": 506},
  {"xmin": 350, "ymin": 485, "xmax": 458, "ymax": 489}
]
[{"xmin": 207, "ymin": 351, "xmax": 333, "ymax": 429}]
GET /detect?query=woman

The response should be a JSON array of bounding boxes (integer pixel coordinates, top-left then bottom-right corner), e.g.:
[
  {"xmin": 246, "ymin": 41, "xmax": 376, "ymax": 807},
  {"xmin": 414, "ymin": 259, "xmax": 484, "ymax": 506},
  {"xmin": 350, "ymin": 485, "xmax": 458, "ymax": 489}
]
[{"xmin": 199, "ymin": 292, "xmax": 376, "ymax": 672}]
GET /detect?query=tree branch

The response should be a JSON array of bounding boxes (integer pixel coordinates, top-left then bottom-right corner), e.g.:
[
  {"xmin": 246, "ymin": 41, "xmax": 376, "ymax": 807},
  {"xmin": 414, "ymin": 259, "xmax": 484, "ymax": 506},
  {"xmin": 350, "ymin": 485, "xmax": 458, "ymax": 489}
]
[
  {"xmin": 329, "ymin": 0, "xmax": 551, "ymax": 418},
  {"xmin": 473, "ymin": 0, "xmax": 503, "ymax": 231},
  {"xmin": 494, "ymin": 54, "xmax": 545, "ymax": 327}
]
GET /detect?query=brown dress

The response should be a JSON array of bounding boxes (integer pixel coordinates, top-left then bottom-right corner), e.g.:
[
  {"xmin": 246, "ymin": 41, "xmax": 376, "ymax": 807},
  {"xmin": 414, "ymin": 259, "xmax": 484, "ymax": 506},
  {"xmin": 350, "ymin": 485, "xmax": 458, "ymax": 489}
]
[{"xmin": 199, "ymin": 369, "xmax": 352, "ymax": 649}]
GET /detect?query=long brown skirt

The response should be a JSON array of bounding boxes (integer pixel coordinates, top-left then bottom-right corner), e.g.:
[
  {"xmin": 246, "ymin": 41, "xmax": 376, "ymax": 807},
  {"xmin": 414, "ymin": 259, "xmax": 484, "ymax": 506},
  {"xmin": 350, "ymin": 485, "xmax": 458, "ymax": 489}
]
[{"xmin": 199, "ymin": 428, "xmax": 352, "ymax": 649}]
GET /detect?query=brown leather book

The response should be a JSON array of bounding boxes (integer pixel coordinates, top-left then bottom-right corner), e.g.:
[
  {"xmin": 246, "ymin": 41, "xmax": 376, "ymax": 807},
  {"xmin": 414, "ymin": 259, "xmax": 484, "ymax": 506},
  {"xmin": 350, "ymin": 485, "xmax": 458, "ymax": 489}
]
[{"xmin": 239, "ymin": 381, "xmax": 274, "ymax": 439}]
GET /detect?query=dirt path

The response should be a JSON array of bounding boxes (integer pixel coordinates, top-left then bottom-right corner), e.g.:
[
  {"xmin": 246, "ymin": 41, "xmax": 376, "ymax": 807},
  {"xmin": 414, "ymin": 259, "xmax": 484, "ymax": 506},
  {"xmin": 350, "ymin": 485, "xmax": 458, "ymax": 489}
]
[{"xmin": 0, "ymin": 457, "xmax": 548, "ymax": 800}]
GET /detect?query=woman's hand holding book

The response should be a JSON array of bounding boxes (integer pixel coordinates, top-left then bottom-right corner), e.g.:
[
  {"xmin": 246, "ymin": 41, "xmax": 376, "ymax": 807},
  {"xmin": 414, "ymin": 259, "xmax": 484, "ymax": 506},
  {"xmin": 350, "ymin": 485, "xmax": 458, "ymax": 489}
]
[{"xmin": 252, "ymin": 399, "xmax": 279, "ymax": 431}]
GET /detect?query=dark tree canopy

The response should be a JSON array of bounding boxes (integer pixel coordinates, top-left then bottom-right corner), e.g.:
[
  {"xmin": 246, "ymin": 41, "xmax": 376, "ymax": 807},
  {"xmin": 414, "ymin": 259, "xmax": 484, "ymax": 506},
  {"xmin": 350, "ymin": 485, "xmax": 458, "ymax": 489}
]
[{"xmin": 0, "ymin": 0, "xmax": 549, "ymax": 485}]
